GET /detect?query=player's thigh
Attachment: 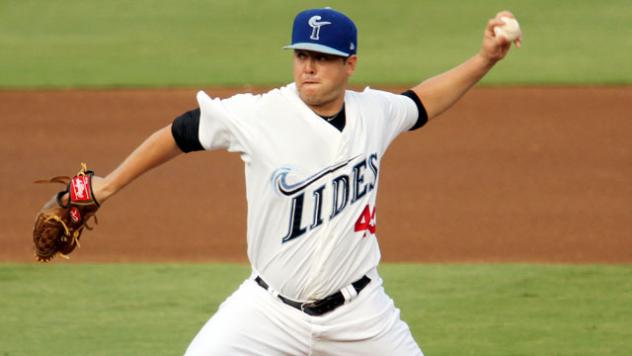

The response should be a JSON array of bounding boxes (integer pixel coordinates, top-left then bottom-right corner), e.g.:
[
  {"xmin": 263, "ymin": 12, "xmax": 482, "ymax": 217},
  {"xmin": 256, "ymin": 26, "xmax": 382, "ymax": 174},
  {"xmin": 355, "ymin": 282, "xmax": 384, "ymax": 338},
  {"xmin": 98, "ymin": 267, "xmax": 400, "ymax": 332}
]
[
  {"xmin": 315, "ymin": 284, "xmax": 424, "ymax": 356},
  {"xmin": 184, "ymin": 279, "xmax": 310, "ymax": 356},
  {"xmin": 318, "ymin": 317, "xmax": 423, "ymax": 356}
]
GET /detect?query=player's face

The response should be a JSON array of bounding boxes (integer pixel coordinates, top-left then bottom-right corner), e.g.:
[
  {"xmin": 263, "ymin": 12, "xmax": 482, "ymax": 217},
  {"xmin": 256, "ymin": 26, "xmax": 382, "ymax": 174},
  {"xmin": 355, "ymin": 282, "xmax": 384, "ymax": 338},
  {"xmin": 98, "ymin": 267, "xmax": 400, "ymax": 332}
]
[{"xmin": 293, "ymin": 50, "xmax": 357, "ymax": 115}]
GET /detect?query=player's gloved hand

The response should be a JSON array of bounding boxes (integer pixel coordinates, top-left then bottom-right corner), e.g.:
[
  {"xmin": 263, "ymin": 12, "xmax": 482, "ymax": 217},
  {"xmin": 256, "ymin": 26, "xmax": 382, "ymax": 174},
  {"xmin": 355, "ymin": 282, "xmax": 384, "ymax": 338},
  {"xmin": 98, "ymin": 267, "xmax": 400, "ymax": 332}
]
[{"xmin": 32, "ymin": 163, "xmax": 101, "ymax": 262}]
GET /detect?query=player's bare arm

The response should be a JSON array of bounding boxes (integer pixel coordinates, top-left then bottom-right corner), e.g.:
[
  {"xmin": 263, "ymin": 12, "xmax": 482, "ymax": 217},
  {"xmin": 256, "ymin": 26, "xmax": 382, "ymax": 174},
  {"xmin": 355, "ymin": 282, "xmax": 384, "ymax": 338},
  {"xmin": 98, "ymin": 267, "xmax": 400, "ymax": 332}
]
[
  {"xmin": 412, "ymin": 11, "xmax": 521, "ymax": 120},
  {"xmin": 33, "ymin": 124, "xmax": 182, "ymax": 261},
  {"xmin": 93, "ymin": 125, "xmax": 182, "ymax": 203}
]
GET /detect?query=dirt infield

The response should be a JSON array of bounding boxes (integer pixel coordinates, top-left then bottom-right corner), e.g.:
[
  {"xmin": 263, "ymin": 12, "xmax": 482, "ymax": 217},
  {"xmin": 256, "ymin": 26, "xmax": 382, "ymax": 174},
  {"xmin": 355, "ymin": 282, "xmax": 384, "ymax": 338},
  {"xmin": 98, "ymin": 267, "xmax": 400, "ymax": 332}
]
[{"xmin": 2, "ymin": 86, "xmax": 630, "ymax": 263}]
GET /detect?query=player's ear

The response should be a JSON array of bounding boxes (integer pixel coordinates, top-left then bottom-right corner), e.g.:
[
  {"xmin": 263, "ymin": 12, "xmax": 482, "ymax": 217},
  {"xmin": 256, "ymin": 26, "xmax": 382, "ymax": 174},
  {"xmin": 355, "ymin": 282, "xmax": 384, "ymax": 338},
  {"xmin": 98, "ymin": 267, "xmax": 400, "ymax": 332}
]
[{"xmin": 345, "ymin": 55, "xmax": 358, "ymax": 75}]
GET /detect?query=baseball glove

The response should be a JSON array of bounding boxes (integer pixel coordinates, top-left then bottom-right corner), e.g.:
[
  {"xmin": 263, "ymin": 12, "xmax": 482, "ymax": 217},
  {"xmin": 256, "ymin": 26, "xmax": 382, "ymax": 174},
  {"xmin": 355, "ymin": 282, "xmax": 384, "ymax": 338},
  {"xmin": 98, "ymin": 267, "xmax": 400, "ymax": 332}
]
[{"xmin": 33, "ymin": 163, "xmax": 100, "ymax": 262}]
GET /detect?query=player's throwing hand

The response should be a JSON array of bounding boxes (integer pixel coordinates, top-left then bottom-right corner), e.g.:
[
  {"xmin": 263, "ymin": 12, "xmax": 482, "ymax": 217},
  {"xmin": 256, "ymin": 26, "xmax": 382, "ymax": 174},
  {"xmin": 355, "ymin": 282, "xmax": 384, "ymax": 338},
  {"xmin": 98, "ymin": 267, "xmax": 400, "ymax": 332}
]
[{"xmin": 480, "ymin": 11, "xmax": 522, "ymax": 63}]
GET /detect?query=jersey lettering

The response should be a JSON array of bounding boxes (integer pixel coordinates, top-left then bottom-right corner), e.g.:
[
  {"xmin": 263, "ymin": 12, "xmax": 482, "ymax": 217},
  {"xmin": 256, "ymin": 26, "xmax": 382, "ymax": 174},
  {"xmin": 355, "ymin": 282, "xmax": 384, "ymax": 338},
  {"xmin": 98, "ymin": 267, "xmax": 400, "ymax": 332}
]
[
  {"xmin": 330, "ymin": 174, "xmax": 350, "ymax": 219},
  {"xmin": 278, "ymin": 154, "xmax": 379, "ymax": 243},
  {"xmin": 281, "ymin": 192, "xmax": 308, "ymax": 243},
  {"xmin": 351, "ymin": 160, "xmax": 368, "ymax": 203},
  {"xmin": 368, "ymin": 153, "xmax": 379, "ymax": 189},
  {"xmin": 310, "ymin": 185, "xmax": 326, "ymax": 229}
]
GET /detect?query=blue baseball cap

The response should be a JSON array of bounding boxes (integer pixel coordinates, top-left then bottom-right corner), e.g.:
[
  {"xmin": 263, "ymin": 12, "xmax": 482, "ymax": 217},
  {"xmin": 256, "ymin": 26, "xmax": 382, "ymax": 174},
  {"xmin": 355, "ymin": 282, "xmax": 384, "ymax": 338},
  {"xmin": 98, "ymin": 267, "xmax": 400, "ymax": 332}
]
[{"xmin": 284, "ymin": 8, "xmax": 357, "ymax": 57}]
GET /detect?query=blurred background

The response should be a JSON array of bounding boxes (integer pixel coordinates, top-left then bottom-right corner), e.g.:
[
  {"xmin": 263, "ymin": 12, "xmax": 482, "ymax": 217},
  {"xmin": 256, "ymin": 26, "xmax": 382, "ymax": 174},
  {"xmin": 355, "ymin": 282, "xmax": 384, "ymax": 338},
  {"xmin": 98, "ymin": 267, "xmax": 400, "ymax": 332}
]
[{"xmin": 1, "ymin": 1, "xmax": 631, "ymax": 355}]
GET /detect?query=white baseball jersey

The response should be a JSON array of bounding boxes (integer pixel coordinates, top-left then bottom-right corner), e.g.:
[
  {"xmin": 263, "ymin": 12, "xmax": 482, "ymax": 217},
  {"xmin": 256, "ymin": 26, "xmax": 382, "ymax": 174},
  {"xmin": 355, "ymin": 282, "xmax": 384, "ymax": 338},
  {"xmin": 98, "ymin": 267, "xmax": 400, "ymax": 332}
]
[{"xmin": 196, "ymin": 83, "xmax": 419, "ymax": 301}]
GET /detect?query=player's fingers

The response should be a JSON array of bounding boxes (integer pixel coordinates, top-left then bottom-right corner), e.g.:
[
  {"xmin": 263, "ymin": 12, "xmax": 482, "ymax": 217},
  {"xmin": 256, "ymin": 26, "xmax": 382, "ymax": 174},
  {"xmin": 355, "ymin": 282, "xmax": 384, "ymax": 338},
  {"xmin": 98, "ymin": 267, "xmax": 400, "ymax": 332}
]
[
  {"xmin": 495, "ymin": 10, "xmax": 515, "ymax": 20},
  {"xmin": 514, "ymin": 37, "xmax": 522, "ymax": 48},
  {"xmin": 485, "ymin": 18, "xmax": 504, "ymax": 37},
  {"xmin": 493, "ymin": 30, "xmax": 510, "ymax": 46},
  {"xmin": 487, "ymin": 18, "xmax": 505, "ymax": 29}
]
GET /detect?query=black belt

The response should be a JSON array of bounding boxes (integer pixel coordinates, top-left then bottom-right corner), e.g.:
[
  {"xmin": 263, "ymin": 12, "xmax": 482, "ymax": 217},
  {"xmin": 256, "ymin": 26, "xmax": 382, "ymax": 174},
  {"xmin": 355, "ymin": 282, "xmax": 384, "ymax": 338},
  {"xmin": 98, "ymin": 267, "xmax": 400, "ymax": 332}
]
[{"xmin": 254, "ymin": 275, "xmax": 371, "ymax": 316}]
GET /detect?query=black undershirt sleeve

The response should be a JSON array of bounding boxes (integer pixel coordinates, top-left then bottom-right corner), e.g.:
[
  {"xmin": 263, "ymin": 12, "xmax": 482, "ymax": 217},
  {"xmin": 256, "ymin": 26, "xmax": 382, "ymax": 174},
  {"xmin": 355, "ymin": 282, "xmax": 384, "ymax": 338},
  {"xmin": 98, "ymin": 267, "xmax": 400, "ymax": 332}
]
[
  {"xmin": 171, "ymin": 108, "xmax": 204, "ymax": 153},
  {"xmin": 401, "ymin": 90, "xmax": 428, "ymax": 131}
]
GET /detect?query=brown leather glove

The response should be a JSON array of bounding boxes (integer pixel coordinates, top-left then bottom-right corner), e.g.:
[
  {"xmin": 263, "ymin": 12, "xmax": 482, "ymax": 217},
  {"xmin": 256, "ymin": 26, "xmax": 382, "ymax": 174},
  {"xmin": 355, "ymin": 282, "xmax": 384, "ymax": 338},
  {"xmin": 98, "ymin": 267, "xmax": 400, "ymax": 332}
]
[{"xmin": 33, "ymin": 163, "xmax": 100, "ymax": 262}]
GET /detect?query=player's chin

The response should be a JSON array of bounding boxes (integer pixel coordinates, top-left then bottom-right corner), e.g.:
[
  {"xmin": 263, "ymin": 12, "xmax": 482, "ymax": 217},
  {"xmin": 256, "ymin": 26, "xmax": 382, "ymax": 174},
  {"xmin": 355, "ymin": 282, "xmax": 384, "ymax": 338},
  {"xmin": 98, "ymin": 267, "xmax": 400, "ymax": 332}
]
[
  {"xmin": 299, "ymin": 94, "xmax": 320, "ymax": 107},
  {"xmin": 298, "ymin": 86, "xmax": 323, "ymax": 104}
]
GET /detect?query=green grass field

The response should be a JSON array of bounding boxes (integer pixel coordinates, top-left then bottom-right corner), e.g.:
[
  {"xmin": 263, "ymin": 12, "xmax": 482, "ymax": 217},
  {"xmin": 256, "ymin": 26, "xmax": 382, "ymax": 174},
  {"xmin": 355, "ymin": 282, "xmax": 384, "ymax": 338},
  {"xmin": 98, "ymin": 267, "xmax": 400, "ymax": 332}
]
[
  {"xmin": 1, "ymin": 264, "xmax": 631, "ymax": 355},
  {"xmin": 1, "ymin": 0, "xmax": 631, "ymax": 88},
  {"xmin": 2, "ymin": 1, "xmax": 631, "ymax": 355}
]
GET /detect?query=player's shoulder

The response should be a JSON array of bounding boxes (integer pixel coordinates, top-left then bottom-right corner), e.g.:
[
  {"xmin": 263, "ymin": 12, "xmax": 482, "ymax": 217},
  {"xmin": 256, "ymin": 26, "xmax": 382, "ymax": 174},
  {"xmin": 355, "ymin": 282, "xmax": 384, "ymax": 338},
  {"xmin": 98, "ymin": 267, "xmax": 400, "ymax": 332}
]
[
  {"xmin": 346, "ymin": 86, "xmax": 405, "ymax": 108},
  {"xmin": 199, "ymin": 86, "xmax": 291, "ymax": 106},
  {"xmin": 196, "ymin": 89, "xmax": 277, "ymax": 118},
  {"xmin": 357, "ymin": 86, "xmax": 402, "ymax": 98},
  {"xmin": 195, "ymin": 86, "xmax": 292, "ymax": 123},
  {"xmin": 196, "ymin": 90, "xmax": 262, "ymax": 105}
]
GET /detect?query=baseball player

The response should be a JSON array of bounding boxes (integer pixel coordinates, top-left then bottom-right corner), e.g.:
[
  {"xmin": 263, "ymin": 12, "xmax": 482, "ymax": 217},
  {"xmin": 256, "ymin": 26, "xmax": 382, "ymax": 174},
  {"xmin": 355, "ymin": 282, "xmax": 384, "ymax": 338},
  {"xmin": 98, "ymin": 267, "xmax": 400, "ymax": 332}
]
[{"xmin": 86, "ymin": 8, "xmax": 520, "ymax": 355}]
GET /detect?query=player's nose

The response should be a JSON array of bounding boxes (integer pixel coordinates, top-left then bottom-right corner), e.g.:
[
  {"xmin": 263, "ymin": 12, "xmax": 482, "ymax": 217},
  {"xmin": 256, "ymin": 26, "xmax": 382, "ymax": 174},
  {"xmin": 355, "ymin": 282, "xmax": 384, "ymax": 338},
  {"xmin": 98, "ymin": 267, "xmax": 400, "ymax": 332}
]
[{"xmin": 303, "ymin": 57, "xmax": 316, "ymax": 74}]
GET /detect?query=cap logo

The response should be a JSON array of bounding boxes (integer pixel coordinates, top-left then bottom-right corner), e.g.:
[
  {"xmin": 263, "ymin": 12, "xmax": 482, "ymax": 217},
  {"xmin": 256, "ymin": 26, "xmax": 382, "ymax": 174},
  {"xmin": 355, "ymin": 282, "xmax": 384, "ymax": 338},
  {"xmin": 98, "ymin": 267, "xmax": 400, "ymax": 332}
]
[{"xmin": 308, "ymin": 15, "xmax": 331, "ymax": 40}]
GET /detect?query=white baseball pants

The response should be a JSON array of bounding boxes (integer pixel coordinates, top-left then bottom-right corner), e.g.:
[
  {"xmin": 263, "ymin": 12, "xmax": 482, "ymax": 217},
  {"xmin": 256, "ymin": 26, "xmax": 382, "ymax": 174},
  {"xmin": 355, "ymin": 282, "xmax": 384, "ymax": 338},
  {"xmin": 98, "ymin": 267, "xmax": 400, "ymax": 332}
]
[{"xmin": 184, "ymin": 271, "xmax": 424, "ymax": 355}]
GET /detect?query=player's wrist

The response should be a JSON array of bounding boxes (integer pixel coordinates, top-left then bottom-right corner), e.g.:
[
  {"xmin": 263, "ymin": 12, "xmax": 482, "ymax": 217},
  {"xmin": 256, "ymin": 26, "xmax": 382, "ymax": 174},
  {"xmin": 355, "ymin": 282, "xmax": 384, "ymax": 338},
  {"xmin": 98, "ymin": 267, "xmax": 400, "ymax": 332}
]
[
  {"xmin": 92, "ymin": 176, "xmax": 113, "ymax": 203},
  {"xmin": 474, "ymin": 51, "xmax": 498, "ymax": 70}
]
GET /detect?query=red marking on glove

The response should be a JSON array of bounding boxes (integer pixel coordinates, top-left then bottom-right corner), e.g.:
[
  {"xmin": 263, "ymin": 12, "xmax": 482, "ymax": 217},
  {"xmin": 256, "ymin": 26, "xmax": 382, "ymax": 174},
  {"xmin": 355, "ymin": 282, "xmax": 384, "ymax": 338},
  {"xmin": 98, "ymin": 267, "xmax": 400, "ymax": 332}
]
[
  {"xmin": 71, "ymin": 175, "xmax": 92, "ymax": 202},
  {"xmin": 69, "ymin": 207, "xmax": 81, "ymax": 223}
]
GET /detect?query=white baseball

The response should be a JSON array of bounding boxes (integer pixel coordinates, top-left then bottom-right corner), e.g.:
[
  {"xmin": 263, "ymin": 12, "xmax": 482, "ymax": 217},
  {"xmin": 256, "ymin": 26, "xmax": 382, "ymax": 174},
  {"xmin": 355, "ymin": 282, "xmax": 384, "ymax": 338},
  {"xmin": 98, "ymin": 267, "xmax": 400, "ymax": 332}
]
[{"xmin": 494, "ymin": 16, "xmax": 521, "ymax": 41}]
